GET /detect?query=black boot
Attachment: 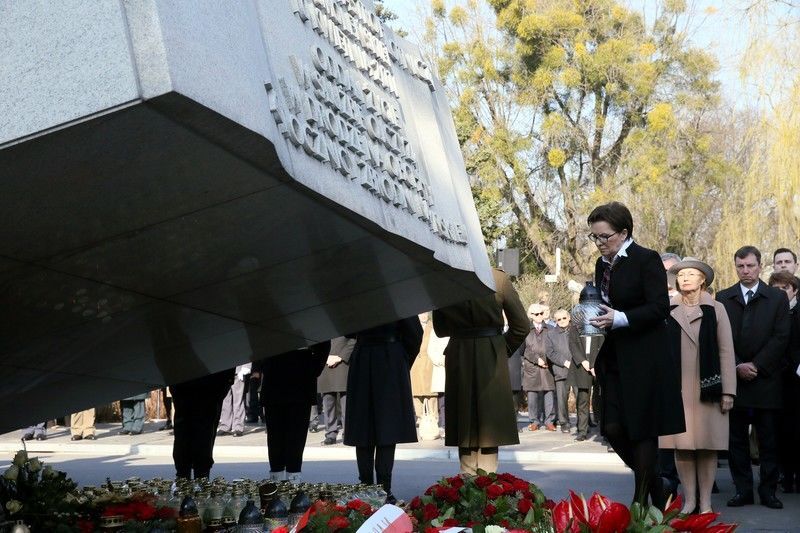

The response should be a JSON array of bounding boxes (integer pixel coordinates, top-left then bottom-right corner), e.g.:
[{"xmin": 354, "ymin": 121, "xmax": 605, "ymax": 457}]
[{"xmin": 377, "ymin": 472, "xmax": 396, "ymax": 505}]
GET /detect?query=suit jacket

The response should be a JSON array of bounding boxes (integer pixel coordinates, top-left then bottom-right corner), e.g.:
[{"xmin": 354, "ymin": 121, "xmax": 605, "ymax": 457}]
[
  {"xmin": 716, "ymin": 281, "xmax": 790, "ymax": 408},
  {"xmin": 545, "ymin": 326, "xmax": 572, "ymax": 381},
  {"xmin": 317, "ymin": 337, "xmax": 354, "ymax": 393},
  {"xmin": 594, "ymin": 241, "xmax": 685, "ymax": 440},
  {"xmin": 567, "ymin": 325, "xmax": 603, "ymax": 389}
]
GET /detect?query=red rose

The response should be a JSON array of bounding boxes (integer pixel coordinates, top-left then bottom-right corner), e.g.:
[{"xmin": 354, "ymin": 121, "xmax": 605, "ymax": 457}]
[
  {"xmin": 497, "ymin": 472, "xmax": 517, "ymax": 483},
  {"xmin": 448, "ymin": 475, "xmax": 464, "ymax": 489},
  {"xmin": 423, "ymin": 503, "xmax": 440, "ymax": 522},
  {"xmin": 512, "ymin": 479, "xmax": 530, "ymax": 492},
  {"xmin": 443, "ymin": 518, "xmax": 459, "ymax": 527},
  {"xmin": 483, "ymin": 503, "xmax": 497, "ymax": 517},
  {"xmin": 347, "ymin": 499, "xmax": 365, "ymax": 510},
  {"xmin": 486, "ymin": 483, "xmax": 504, "ymax": 500},
  {"xmin": 444, "ymin": 487, "xmax": 460, "ymax": 503},
  {"xmin": 425, "ymin": 485, "xmax": 435, "ymax": 495},
  {"xmin": 433, "ymin": 484, "xmax": 448, "ymax": 499},
  {"xmin": 410, "ymin": 496, "xmax": 422, "ymax": 510},
  {"xmin": 475, "ymin": 475, "xmax": 492, "ymax": 488},
  {"xmin": 518, "ymin": 498, "xmax": 533, "ymax": 514},
  {"xmin": 334, "ymin": 505, "xmax": 347, "ymax": 513},
  {"xmin": 500, "ymin": 519, "xmax": 510, "ymax": 528},
  {"xmin": 327, "ymin": 515, "xmax": 351, "ymax": 531}
]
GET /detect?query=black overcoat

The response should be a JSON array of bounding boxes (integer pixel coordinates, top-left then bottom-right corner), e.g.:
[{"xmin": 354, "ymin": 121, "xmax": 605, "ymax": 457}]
[
  {"xmin": 715, "ymin": 281, "xmax": 790, "ymax": 409},
  {"xmin": 545, "ymin": 326, "xmax": 571, "ymax": 381},
  {"xmin": 567, "ymin": 326, "xmax": 602, "ymax": 389},
  {"xmin": 256, "ymin": 342, "xmax": 330, "ymax": 407},
  {"xmin": 507, "ymin": 344, "xmax": 523, "ymax": 392},
  {"xmin": 594, "ymin": 242, "xmax": 685, "ymax": 440},
  {"xmin": 343, "ymin": 318, "xmax": 423, "ymax": 446},
  {"xmin": 521, "ymin": 325, "xmax": 556, "ymax": 391}
]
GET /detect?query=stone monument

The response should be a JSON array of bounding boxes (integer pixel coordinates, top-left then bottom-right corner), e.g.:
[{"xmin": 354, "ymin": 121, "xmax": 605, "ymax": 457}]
[{"xmin": 0, "ymin": 0, "xmax": 492, "ymax": 431}]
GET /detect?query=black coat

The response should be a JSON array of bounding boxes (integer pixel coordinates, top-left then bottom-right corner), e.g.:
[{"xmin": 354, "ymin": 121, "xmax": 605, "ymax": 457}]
[
  {"xmin": 507, "ymin": 344, "xmax": 523, "ymax": 391},
  {"xmin": 343, "ymin": 318, "xmax": 423, "ymax": 446},
  {"xmin": 255, "ymin": 342, "xmax": 330, "ymax": 407},
  {"xmin": 317, "ymin": 337, "xmax": 355, "ymax": 393},
  {"xmin": 545, "ymin": 326, "xmax": 572, "ymax": 381},
  {"xmin": 594, "ymin": 242, "xmax": 685, "ymax": 440},
  {"xmin": 567, "ymin": 326, "xmax": 602, "ymax": 390},
  {"xmin": 716, "ymin": 281, "xmax": 790, "ymax": 409}
]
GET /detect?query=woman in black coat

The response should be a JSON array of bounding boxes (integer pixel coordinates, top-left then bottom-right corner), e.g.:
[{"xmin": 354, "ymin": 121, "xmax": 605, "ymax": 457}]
[
  {"xmin": 344, "ymin": 317, "xmax": 423, "ymax": 503},
  {"xmin": 586, "ymin": 202, "xmax": 684, "ymax": 508}
]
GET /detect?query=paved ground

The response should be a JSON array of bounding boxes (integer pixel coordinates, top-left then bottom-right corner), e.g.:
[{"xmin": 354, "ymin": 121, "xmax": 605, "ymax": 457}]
[{"xmin": 2, "ymin": 417, "xmax": 799, "ymax": 531}]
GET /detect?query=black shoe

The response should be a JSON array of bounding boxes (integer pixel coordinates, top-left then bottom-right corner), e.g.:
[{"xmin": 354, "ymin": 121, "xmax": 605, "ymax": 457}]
[
  {"xmin": 129, "ymin": 430, "xmax": 142, "ymax": 435},
  {"xmin": 35, "ymin": 434, "xmax": 46, "ymax": 441},
  {"xmin": 575, "ymin": 434, "xmax": 587, "ymax": 442},
  {"xmin": 309, "ymin": 424, "xmax": 320, "ymax": 433},
  {"xmin": 22, "ymin": 433, "xmax": 33, "ymax": 441},
  {"xmin": 760, "ymin": 494, "xmax": 783, "ymax": 509},
  {"xmin": 561, "ymin": 426, "xmax": 570, "ymax": 433},
  {"xmin": 245, "ymin": 417, "xmax": 259, "ymax": 424},
  {"xmin": 727, "ymin": 493, "xmax": 754, "ymax": 507},
  {"xmin": 120, "ymin": 430, "xmax": 130, "ymax": 435},
  {"xmin": 84, "ymin": 434, "xmax": 95, "ymax": 440},
  {"xmin": 71, "ymin": 435, "xmax": 82, "ymax": 441},
  {"xmin": 588, "ymin": 420, "xmax": 598, "ymax": 428},
  {"xmin": 385, "ymin": 493, "xmax": 397, "ymax": 505},
  {"xmin": 158, "ymin": 422, "xmax": 172, "ymax": 431},
  {"xmin": 751, "ymin": 458, "xmax": 760, "ymax": 466},
  {"xmin": 217, "ymin": 429, "xmax": 229, "ymax": 436},
  {"xmin": 232, "ymin": 430, "xmax": 243, "ymax": 437},
  {"xmin": 322, "ymin": 437, "xmax": 336, "ymax": 445}
]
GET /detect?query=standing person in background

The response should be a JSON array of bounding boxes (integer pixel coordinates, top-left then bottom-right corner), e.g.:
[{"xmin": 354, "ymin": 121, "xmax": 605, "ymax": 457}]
[
  {"xmin": 660, "ymin": 257, "xmax": 736, "ymax": 515},
  {"xmin": 218, "ymin": 363, "xmax": 250, "ymax": 437},
  {"xmin": 21, "ymin": 422, "xmax": 46, "ymax": 441},
  {"xmin": 716, "ymin": 246, "xmax": 790, "ymax": 509},
  {"xmin": 158, "ymin": 388, "xmax": 173, "ymax": 431},
  {"xmin": 586, "ymin": 201, "xmax": 685, "ymax": 508},
  {"xmin": 433, "ymin": 268, "xmax": 529, "ymax": 474},
  {"xmin": 258, "ymin": 343, "xmax": 329, "ymax": 482},
  {"xmin": 522, "ymin": 304, "xmax": 556, "ymax": 432},
  {"xmin": 768, "ymin": 271, "xmax": 800, "ymax": 494},
  {"xmin": 244, "ymin": 368, "xmax": 262, "ymax": 424},
  {"xmin": 120, "ymin": 393, "xmax": 148, "ymax": 435},
  {"xmin": 411, "ymin": 314, "xmax": 437, "ymax": 426},
  {"xmin": 546, "ymin": 309, "xmax": 573, "ymax": 434},
  {"xmin": 772, "ymin": 248, "xmax": 798, "ymax": 276},
  {"xmin": 507, "ymin": 342, "xmax": 524, "ymax": 426},
  {"xmin": 568, "ymin": 323, "xmax": 601, "ymax": 442},
  {"xmin": 171, "ymin": 369, "xmax": 235, "ymax": 480},
  {"xmin": 345, "ymin": 318, "xmax": 422, "ymax": 503},
  {"xmin": 428, "ymin": 326, "xmax": 449, "ymax": 439},
  {"xmin": 70, "ymin": 408, "xmax": 96, "ymax": 441},
  {"xmin": 318, "ymin": 337, "xmax": 354, "ymax": 445}
]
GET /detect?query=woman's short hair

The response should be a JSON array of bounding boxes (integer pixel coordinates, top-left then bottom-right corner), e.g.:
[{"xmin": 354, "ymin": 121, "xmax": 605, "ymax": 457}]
[
  {"xmin": 768, "ymin": 270, "xmax": 799, "ymax": 291},
  {"xmin": 587, "ymin": 202, "xmax": 634, "ymax": 238}
]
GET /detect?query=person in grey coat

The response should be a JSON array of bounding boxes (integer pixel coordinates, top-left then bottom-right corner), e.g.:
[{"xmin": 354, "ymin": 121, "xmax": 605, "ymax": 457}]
[
  {"xmin": 318, "ymin": 336, "xmax": 354, "ymax": 445},
  {"xmin": 546, "ymin": 309, "xmax": 573, "ymax": 433},
  {"xmin": 522, "ymin": 304, "xmax": 556, "ymax": 431}
]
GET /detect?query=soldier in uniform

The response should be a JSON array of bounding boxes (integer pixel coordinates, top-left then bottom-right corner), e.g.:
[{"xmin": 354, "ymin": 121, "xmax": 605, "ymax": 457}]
[{"xmin": 432, "ymin": 268, "xmax": 529, "ymax": 474}]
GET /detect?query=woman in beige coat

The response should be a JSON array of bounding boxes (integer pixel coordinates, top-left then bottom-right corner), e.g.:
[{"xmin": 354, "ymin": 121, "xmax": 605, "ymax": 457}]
[{"xmin": 659, "ymin": 257, "xmax": 736, "ymax": 514}]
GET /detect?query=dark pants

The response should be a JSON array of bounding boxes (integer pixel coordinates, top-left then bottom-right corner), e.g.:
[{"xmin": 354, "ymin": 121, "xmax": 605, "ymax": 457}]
[
  {"xmin": 591, "ymin": 379, "xmax": 601, "ymax": 423},
  {"xmin": 160, "ymin": 388, "xmax": 172, "ymax": 424},
  {"xmin": 322, "ymin": 392, "xmax": 346, "ymax": 440},
  {"xmin": 172, "ymin": 386, "xmax": 227, "ymax": 479},
  {"xmin": 356, "ymin": 444, "xmax": 396, "ymax": 492},
  {"xmin": 729, "ymin": 406, "xmax": 780, "ymax": 497},
  {"xmin": 554, "ymin": 380, "xmax": 569, "ymax": 428},
  {"xmin": 573, "ymin": 387, "xmax": 590, "ymax": 436},
  {"xmin": 120, "ymin": 399, "xmax": 145, "ymax": 433},
  {"xmin": 264, "ymin": 401, "xmax": 310, "ymax": 473},
  {"xmin": 245, "ymin": 375, "xmax": 261, "ymax": 422},
  {"xmin": 527, "ymin": 390, "xmax": 554, "ymax": 425},
  {"xmin": 437, "ymin": 393, "xmax": 445, "ymax": 429}
]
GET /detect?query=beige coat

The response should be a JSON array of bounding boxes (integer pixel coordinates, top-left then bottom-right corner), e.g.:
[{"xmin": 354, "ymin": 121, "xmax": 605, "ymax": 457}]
[
  {"xmin": 428, "ymin": 328, "xmax": 448, "ymax": 394},
  {"xmin": 411, "ymin": 317, "xmax": 435, "ymax": 397},
  {"xmin": 659, "ymin": 292, "xmax": 737, "ymax": 451}
]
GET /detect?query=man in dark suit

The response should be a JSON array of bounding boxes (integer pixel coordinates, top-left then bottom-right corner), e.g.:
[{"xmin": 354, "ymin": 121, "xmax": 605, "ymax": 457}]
[{"xmin": 716, "ymin": 245, "xmax": 790, "ymax": 509}]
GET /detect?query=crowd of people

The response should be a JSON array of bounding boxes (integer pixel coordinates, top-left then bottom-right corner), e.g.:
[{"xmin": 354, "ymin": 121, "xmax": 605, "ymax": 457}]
[{"xmin": 17, "ymin": 201, "xmax": 800, "ymax": 515}]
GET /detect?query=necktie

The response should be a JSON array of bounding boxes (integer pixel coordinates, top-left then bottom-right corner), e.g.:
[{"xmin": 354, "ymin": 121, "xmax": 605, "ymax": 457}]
[
  {"xmin": 745, "ymin": 289, "xmax": 754, "ymax": 304},
  {"xmin": 601, "ymin": 257, "xmax": 618, "ymax": 304}
]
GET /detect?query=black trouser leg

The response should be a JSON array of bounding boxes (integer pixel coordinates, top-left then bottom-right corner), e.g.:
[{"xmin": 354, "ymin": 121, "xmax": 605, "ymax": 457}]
[
  {"xmin": 753, "ymin": 408, "xmax": 780, "ymax": 497},
  {"xmin": 438, "ymin": 393, "xmax": 445, "ymax": 429},
  {"xmin": 284, "ymin": 402, "xmax": 311, "ymax": 473},
  {"xmin": 555, "ymin": 380, "xmax": 569, "ymax": 427},
  {"xmin": 729, "ymin": 407, "xmax": 754, "ymax": 496},
  {"xmin": 356, "ymin": 446, "xmax": 376, "ymax": 484},
  {"xmin": 375, "ymin": 444, "xmax": 396, "ymax": 494},
  {"xmin": 265, "ymin": 407, "xmax": 287, "ymax": 472},
  {"xmin": 192, "ymin": 393, "xmax": 224, "ymax": 478},
  {"xmin": 575, "ymin": 388, "xmax": 589, "ymax": 436},
  {"xmin": 171, "ymin": 393, "xmax": 192, "ymax": 479}
]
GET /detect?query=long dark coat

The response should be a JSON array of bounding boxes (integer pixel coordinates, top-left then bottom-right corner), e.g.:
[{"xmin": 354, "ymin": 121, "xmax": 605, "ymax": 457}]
[
  {"xmin": 545, "ymin": 326, "xmax": 572, "ymax": 382},
  {"xmin": 433, "ymin": 269, "xmax": 530, "ymax": 448},
  {"xmin": 343, "ymin": 318, "xmax": 423, "ymax": 446},
  {"xmin": 567, "ymin": 326, "xmax": 603, "ymax": 389},
  {"xmin": 521, "ymin": 325, "xmax": 556, "ymax": 391},
  {"xmin": 256, "ymin": 342, "xmax": 330, "ymax": 407},
  {"xmin": 507, "ymin": 344, "xmax": 523, "ymax": 392},
  {"xmin": 716, "ymin": 281, "xmax": 791, "ymax": 409},
  {"xmin": 317, "ymin": 337, "xmax": 355, "ymax": 393},
  {"xmin": 593, "ymin": 242, "xmax": 685, "ymax": 440}
]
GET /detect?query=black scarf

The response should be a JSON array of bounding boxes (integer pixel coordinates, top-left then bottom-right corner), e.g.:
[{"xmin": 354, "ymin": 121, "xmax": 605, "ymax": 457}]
[{"xmin": 668, "ymin": 303, "xmax": 722, "ymax": 402}]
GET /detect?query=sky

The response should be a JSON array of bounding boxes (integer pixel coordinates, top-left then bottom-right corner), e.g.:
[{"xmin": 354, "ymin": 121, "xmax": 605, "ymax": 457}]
[{"xmin": 381, "ymin": 0, "xmax": 758, "ymax": 105}]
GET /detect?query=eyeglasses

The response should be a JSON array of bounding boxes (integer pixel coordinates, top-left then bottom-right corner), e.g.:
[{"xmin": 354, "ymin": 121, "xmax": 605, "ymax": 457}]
[
  {"xmin": 587, "ymin": 232, "xmax": 618, "ymax": 244},
  {"xmin": 531, "ymin": 312, "xmax": 544, "ymax": 316},
  {"xmin": 556, "ymin": 317, "xmax": 570, "ymax": 321}
]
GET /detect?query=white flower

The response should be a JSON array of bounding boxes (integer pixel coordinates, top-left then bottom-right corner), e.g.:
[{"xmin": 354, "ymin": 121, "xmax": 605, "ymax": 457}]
[
  {"xmin": 485, "ymin": 526, "xmax": 506, "ymax": 533},
  {"xmin": 5, "ymin": 500, "xmax": 22, "ymax": 514},
  {"xmin": 27, "ymin": 457, "xmax": 42, "ymax": 473},
  {"xmin": 3, "ymin": 465, "xmax": 19, "ymax": 481},
  {"xmin": 12, "ymin": 450, "xmax": 27, "ymax": 467}
]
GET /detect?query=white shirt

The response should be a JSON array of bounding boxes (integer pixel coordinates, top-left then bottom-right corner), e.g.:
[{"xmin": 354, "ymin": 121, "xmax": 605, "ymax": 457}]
[
  {"xmin": 739, "ymin": 281, "xmax": 760, "ymax": 303},
  {"xmin": 600, "ymin": 238, "xmax": 633, "ymax": 330}
]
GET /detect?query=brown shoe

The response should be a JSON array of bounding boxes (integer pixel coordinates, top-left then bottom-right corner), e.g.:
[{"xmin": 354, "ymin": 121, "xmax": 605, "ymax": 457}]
[
  {"xmin": 527, "ymin": 423, "xmax": 539, "ymax": 431},
  {"xmin": 545, "ymin": 423, "xmax": 557, "ymax": 431}
]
